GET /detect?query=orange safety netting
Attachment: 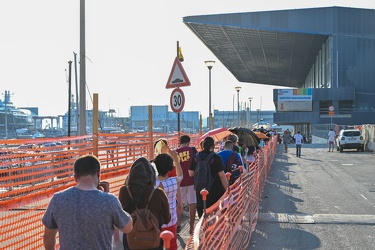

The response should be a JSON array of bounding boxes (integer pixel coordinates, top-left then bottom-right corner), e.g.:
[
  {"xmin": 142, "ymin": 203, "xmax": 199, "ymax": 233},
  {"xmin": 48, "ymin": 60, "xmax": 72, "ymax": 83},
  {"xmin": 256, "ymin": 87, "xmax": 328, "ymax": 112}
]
[
  {"xmin": 0, "ymin": 132, "xmax": 192, "ymax": 250},
  {"xmin": 185, "ymin": 136, "xmax": 277, "ymax": 250},
  {"xmin": 0, "ymin": 131, "xmax": 274, "ymax": 250}
]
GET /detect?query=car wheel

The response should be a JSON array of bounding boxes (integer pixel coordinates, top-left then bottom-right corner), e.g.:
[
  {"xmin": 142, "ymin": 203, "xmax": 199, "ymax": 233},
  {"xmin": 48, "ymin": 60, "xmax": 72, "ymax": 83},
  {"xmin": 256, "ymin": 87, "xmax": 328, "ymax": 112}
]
[{"xmin": 339, "ymin": 145, "xmax": 343, "ymax": 152}]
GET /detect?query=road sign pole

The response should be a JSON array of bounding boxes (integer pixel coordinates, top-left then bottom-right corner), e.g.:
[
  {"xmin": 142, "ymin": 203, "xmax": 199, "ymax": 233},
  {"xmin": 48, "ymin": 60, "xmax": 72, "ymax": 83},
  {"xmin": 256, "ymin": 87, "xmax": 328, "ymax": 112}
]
[
  {"xmin": 329, "ymin": 106, "xmax": 334, "ymax": 129},
  {"xmin": 331, "ymin": 115, "xmax": 332, "ymax": 129},
  {"xmin": 177, "ymin": 41, "xmax": 181, "ymax": 138}
]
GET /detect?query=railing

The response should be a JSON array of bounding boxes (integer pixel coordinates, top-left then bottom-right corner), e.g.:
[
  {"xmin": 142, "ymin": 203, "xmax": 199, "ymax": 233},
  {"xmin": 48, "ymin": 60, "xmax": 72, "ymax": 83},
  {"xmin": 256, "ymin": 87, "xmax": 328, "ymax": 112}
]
[{"xmin": 0, "ymin": 132, "xmax": 276, "ymax": 250}]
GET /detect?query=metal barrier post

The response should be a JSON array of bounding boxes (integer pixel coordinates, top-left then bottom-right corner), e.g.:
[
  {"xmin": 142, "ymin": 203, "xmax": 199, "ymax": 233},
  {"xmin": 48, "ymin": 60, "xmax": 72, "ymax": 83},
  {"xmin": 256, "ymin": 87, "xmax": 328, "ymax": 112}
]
[
  {"xmin": 200, "ymin": 189, "xmax": 209, "ymax": 214},
  {"xmin": 160, "ymin": 230, "xmax": 174, "ymax": 249},
  {"xmin": 225, "ymin": 172, "xmax": 231, "ymax": 193},
  {"xmin": 238, "ymin": 165, "xmax": 243, "ymax": 180}
]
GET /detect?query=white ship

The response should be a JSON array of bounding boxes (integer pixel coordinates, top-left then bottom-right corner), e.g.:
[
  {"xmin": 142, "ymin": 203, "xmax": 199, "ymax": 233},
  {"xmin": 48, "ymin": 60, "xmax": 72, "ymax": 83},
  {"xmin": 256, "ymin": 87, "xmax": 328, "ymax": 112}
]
[{"xmin": 0, "ymin": 90, "xmax": 34, "ymax": 137}]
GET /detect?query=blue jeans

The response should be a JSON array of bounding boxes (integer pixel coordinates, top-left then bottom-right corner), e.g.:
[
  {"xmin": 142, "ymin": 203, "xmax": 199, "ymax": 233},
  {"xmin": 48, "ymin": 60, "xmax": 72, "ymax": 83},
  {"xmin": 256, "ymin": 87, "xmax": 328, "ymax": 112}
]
[{"xmin": 296, "ymin": 144, "xmax": 302, "ymax": 157}]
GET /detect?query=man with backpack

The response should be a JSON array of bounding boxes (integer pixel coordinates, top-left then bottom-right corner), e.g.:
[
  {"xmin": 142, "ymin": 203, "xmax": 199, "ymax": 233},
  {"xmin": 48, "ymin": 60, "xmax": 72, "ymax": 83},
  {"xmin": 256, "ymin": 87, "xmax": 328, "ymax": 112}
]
[
  {"xmin": 189, "ymin": 136, "xmax": 228, "ymax": 218},
  {"xmin": 217, "ymin": 140, "xmax": 244, "ymax": 185}
]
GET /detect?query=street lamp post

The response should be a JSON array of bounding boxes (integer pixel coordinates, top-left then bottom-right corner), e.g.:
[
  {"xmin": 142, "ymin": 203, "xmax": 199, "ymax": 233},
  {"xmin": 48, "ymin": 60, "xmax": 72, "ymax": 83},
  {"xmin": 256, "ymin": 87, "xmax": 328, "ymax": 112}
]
[
  {"xmin": 248, "ymin": 97, "xmax": 253, "ymax": 128},
  {"xmin": 235, "ymin": 86, "xmax": 241, "ymax": 126},
  {"xmin": 205, "ymin": 60, "xmax": 215, "ymax": 130}
]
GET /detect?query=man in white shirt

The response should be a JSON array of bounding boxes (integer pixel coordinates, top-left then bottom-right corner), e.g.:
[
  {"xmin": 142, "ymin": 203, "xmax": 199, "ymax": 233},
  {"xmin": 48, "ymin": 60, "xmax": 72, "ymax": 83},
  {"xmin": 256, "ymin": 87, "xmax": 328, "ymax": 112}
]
[
  {"xmin": 294, "ymin": 131, "xmax": 304, "ymax": 158},
  {"xmin": 328, "ymin": 128, "xmax": 336, "ymax": 152}
]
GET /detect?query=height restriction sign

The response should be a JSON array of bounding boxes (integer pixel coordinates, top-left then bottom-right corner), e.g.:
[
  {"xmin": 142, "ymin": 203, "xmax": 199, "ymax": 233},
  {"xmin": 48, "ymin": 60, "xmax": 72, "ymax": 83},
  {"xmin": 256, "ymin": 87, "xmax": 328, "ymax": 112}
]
[{"xmin": 170, "ymin": 88, "xmax": 185, "ymax": 113}]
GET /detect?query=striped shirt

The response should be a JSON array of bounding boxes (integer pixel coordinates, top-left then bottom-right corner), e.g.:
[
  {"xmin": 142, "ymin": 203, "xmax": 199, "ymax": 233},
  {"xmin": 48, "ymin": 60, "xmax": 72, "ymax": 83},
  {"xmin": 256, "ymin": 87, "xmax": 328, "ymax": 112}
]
[{"xmin": 155, "ymin": 177, "xmax": 178, "ymax": 227}]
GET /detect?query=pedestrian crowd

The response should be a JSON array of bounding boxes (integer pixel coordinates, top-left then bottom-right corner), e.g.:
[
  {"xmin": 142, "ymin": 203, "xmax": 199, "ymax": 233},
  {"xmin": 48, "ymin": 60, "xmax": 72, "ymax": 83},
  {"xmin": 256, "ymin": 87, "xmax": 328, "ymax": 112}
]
[
  {"xmin": 281, "ymin": 128, "xmax": 336, "ymax": 157},
  {"xmin": 42, "ymin": 130, "xmax": 273, "ymax": 250}
]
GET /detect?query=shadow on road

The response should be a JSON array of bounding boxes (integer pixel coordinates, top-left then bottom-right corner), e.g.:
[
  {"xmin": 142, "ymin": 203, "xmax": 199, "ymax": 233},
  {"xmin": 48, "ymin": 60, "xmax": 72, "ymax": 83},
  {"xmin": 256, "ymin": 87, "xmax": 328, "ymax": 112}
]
[{"xmin": 249, "ymin": 144, "xmax": 322, "ymax": 249}]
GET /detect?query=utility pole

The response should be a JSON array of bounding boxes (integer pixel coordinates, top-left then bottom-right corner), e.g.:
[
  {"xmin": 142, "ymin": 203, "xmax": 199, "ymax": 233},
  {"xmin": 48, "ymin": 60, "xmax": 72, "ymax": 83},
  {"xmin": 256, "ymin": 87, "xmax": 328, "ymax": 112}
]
[
  {"xmin": 79, "ymin": 0, "xmax": 87, "ymax": 135},
  {"xmin": 235, "ymin": 86, "xmax": 241, "ymax": 126},
  {"xmin": 4, "ymin": 91, "xmax": 8, "ymax": 139},
  {"xmin": 68, "ymin": 61, "xmax": 72, "ymax": 137},
  {"xmin": 73, "ymin": 52, "xmax": 79, "ymax": 133}
]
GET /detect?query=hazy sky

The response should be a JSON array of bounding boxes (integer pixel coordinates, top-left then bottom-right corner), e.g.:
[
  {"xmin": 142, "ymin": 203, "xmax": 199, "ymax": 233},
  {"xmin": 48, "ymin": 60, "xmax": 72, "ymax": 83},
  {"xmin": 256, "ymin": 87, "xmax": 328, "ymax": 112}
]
[{"xmin": 1, "ymin": 1, "xmax": 375, "ymax": 117}]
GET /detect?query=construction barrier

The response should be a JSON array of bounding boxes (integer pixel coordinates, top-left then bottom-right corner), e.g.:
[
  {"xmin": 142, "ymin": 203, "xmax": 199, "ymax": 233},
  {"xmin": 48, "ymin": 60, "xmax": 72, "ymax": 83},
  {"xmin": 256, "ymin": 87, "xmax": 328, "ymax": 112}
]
[
  {"xmin": 185, "ymin": 135, "xmax": 277, "ymax": 250},
  {"xmin": 0, "ymin": 132, "xmax": 189, "ymax": 249},
  {"xmin": 0, "ymin": 131, "xmax": 275, "ymax": 249},
  {"xmin": 362, "ymin": 124, "xmax": 375, "ymax": 151}
]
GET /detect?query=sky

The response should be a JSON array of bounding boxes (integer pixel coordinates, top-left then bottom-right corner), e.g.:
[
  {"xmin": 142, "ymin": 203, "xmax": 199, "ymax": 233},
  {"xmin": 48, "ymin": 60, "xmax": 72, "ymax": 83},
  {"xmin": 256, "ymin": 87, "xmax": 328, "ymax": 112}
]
[{"xmin": 1, "ymin": 0, "xmax": 375, "ymax": 118}]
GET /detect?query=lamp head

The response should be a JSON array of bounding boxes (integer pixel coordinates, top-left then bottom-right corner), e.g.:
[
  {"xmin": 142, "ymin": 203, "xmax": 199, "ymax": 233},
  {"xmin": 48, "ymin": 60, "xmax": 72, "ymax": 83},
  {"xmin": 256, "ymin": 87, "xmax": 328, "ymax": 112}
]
[
  {"xmin": 248, "ymin": 97, "xmax": 253, "ymax": 101},
  {"xmin": 205, "ymin": 60, "xmax": 215, "ymax": 70},
  {"xmin": 235, "ymin": 86, "xmax": 241, "ymax": 92}
]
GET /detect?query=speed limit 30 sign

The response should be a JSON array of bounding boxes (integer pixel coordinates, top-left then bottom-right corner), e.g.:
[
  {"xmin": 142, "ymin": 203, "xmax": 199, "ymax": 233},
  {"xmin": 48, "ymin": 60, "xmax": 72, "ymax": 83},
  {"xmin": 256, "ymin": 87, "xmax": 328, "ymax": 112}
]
[{"xmin": 170, "ymin": 88, "xmax": 185, "ymax": 113}]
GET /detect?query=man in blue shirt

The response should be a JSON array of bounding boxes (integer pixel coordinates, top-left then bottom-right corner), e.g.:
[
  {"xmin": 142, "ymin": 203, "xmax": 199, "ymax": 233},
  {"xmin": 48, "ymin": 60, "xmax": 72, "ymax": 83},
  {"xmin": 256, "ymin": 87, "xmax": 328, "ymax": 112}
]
[{"xmin": 217, "ymin": 140, "xmax": 243, "ymax": 168}]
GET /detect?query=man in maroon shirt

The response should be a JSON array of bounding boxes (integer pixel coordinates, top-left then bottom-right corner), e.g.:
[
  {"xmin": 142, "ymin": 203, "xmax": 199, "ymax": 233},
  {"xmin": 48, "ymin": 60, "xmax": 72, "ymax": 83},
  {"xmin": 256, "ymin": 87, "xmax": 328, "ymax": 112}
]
[{"xmin": 176, "ymin": 135, "xmax": 198, "ymax": 234}]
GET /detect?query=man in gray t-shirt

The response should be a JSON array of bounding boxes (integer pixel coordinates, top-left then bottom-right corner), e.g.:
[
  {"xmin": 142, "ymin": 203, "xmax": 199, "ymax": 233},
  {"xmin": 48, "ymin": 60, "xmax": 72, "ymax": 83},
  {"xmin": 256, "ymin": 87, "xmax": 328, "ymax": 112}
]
[{"xmin": 42, "ymin": 155, "xmax": 132, "ymax": 250}]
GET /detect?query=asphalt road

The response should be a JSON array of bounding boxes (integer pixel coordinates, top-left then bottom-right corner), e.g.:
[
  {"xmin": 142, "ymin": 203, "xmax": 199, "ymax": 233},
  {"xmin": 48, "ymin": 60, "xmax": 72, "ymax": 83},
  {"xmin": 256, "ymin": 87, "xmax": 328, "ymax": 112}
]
[{"xmin": 249, "ymin": 143, "xmax": 375, "ymax": 250}]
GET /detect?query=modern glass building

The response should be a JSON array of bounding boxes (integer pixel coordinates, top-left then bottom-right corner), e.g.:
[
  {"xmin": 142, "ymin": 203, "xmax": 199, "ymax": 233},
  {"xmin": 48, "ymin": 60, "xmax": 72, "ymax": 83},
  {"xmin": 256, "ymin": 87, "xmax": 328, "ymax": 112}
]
[{"xmin": 183, "ymin": 6, "xmax": 375, "ymax": 133}]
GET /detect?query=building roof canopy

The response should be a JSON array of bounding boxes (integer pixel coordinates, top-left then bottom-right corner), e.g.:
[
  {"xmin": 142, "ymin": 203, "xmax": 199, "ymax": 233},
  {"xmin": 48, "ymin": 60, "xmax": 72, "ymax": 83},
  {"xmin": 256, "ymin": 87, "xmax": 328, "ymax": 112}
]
[
  {"xmin": 185, "ymin": 22, "xmax": 327, "ymax": 87},
  {"xmin": 183, "ymin": 7, "xmax": 375, "ymax": 88}
]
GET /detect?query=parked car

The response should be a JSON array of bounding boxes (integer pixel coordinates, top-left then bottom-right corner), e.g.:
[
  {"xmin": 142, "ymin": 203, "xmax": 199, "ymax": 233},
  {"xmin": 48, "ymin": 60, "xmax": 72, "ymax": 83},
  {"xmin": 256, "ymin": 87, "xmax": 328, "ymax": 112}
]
[{"xmin": 336, "ymin": 129, "xmax": 364, "ymax": 152}]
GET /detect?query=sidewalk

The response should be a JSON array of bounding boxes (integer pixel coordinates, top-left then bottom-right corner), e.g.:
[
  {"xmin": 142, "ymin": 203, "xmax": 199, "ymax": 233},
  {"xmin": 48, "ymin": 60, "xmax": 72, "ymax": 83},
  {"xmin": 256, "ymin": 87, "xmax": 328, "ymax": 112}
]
[{"xmin": 249, "ymin": 143, "xmax": 375, "ymax": 249}]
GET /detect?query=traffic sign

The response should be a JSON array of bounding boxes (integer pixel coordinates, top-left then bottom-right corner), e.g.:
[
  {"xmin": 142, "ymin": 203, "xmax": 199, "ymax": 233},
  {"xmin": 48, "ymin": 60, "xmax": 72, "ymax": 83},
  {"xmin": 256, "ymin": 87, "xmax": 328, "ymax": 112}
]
[
  {"xmin": 329, "ymin": 106, "xmax": 334, "ymax": 111},
  {"xmin": 166, "ymin": 57, "xmax": 191, "ymax": 89},
  {"xmin": 170, "ymin": 88, "xmax": 185, "ymax": 113},
  {"xmin": 329, "ymin": 111, "xmax": 334, "ymax": 116}
]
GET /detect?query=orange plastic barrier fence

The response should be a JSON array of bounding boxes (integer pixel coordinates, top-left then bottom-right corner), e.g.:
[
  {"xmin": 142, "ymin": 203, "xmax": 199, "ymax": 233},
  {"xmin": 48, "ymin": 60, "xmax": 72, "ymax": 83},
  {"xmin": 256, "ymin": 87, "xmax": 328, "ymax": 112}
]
[
  {"xmin": 0, "ymin": 132, "xmax": 195, "ymax": 250},
  {"xmin": 0, "ymin": 131, "xmax": 273, "ymax": 250},
  {"xmin": 185, "ymin": 135, "xmax": 277, "ymax": 250}
]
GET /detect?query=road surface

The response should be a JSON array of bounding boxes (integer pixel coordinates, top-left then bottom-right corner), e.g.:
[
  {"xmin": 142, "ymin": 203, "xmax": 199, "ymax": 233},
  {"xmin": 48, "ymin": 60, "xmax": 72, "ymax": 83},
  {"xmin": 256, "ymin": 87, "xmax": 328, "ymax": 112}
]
[{"xmin": 250, "ymin": 143, "xmax": 375, "ymax": 249}]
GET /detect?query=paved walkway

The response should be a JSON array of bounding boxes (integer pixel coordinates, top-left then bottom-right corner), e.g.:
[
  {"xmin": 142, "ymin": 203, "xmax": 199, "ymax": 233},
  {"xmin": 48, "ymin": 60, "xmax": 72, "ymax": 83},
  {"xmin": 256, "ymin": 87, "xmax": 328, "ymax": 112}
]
[{"xmin": 176, "ymin": 210, "xmax": 196, "ymax": 249}]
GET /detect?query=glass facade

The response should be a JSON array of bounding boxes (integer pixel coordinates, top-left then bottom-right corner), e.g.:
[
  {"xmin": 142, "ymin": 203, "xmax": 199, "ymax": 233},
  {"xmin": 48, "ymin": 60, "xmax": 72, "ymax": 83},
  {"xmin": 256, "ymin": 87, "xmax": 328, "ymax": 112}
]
[{"xmin": 275, "ymin": 7, "xmax": 375, "ymax": 125}]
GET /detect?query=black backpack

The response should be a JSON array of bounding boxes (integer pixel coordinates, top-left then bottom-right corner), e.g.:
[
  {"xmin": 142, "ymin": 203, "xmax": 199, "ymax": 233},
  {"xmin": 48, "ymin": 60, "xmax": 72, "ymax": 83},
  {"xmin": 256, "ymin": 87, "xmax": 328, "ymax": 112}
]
[
  {"xmin": 226, "ymin": 151, "xmax": 242, "ymax": 184},
  {"xmin": 126, "ymin": 186, "xmax": 161, "ymax": 249},
  {"xmin": 193, "ymin": 152, "xmax": 215, "ymax": 192}
]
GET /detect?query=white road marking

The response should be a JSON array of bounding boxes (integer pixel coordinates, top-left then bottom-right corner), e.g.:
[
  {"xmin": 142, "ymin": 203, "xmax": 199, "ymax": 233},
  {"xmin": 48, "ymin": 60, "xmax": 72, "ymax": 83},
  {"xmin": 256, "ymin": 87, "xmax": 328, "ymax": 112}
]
[
  {"xmin": 360, "ymin": 194, "xmax": 368, "ymax": 200},
  {"xmin": 342, "ymin": 163, "xmax": 353, "ymax": 166},
  {"xmin": 258, "ymin": 213, "xmax": 375, "ymax": 225}
]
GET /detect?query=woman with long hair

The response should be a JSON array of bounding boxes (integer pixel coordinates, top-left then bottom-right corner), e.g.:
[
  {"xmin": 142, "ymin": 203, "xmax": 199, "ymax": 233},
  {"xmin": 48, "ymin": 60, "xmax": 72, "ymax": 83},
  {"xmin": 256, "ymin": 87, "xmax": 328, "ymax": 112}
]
[{"xmin": 118, "ymin": 157, "xmax": 170, "ymax": 250}]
